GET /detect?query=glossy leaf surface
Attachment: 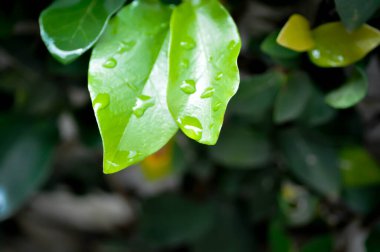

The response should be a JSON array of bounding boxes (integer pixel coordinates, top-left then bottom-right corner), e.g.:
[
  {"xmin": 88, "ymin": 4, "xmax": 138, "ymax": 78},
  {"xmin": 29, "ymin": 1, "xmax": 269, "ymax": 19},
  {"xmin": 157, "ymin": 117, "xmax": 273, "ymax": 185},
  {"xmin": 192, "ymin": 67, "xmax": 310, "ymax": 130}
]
[
  {"xmin": 279, "ymin": 128, "xmax": 341, "ymax": 198},
  {"xmin": 0, "ymin": 117, "xmax": 56, "ymax": 220},
  {"xmin": 309, "ymin": 22, "xmax": 380, "ymax": 67},
  {"xmin": 274, "ymin": 72, "xmax": 313, "ymax": 124},
  {"xmin": 325, "ymin": 67, "xmax": 368, "ymax": 109},
  {"xmin": 40, "ymin": 0, "xmax": 125, "ymax": 64},
  {"xmin": 335, "ymin": 0, "xmax": 380, "ymax": 30},
  {"xmin": 168, "ymin": 0, "xmax": 241, "ymax": 145},
  {"xmin": 88, "ymin": 1, "xmax": 178, "ymax": 174},
  {"xmin": 277, "ymin": 14, "xmax": 315, "ymax": 52}
]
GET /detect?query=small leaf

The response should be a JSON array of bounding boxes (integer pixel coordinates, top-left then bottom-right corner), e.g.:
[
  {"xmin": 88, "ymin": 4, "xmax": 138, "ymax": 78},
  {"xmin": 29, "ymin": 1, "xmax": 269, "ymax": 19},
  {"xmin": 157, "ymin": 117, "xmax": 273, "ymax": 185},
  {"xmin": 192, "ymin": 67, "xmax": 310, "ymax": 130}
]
[
  {"xmin": 335, "ymin": 0, "xmax": 380, "ymax": 30},
  {"xmin": 168, "ymin": 0, "xmax": 241, "ymax": 145},
  {"xmin": 277, "ymin": 14, "xmax": 315, "ymax": 52},
  {"xmin": 88, "ymin": 1, "xmax": 178, "ymax": 174},
  {"xmin": 274, "ymin": 71, "xmax": 313, "ymax": 124},
  {"xmin": 340, "ymin": 146, "xmax": 380, "ymax": 187},
  {"xmin": 40, "ymin": 0, "xmax": 125, "ymax": 64},
  {"xmin": 299, "ymin": 86, "xmax": 336, "ymax": 126},
  {"xmin": 343, "ymin": 186, "xmax": 380, "ymax": 214},
  {"xmin": 230, "ymin": 70, "xmax": 286, "ymax": 123},
  {"xmin": 141, "ymin": 141, "xmax": 174, "ymax": 181},
  {"xmin": 261, "ymin": 31, "xmax": 300, "ymax": 59},
  {"xmin": 0, "ymin": 116, "xmax": 56, "ymax": 220},
  {"xmin": 279, "ymin": 128, "xmax": 341, "ymax": 198},
  {"xmin": 209, "ymin": 125, "xmax": 271, "ymax": 168},
  {"xmin": 140, "ymin": 194, "xmax": 214, "ymax": 247},
  {"xmin": 309, "ymin": 22, "xmax": 380, "ymax": 67},
  {"xmin": 326, "ymin": 67, "xmax": 368, "ymax": 108}
]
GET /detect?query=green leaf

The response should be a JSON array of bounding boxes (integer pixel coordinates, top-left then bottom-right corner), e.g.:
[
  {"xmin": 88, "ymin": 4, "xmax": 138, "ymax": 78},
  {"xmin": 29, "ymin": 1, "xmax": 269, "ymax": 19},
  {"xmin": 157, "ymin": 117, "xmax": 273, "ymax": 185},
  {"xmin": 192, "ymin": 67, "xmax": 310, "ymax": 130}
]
[
  {"xmin": 274, "ymin": 72, "xmax": 313, "ymax": 124},
  {"xmin": 277, "ymin": 14, "xmax": 315, "ymax": 52},
  {"xmin": 261, "ymin": 31, "xmax": 300, "ymax": 59},
  {"xmin": 168, "ymin": 0, "xmax": 241, "ymax": 145},
  {"xmin": 88, "ymin": 1, "xmax": 178, "ymax": 174},
  {"xmin": 340, "ymin": 146, "xmax": 380, "ymax": 187},
  {"xmin": 279, "ymin": 128, "xmax": 341, "ymax": 198},
  {"xmin": 325, "ymin": 67, "xmax": 368, "ymax": 109},
  {"xmin": 140, "ymin": 194, "xmax": 214, "ymax": 247},
  {"xmin": 209, "ymin": 125, "xmax": 271, "ymax": 168},
  {"xmin": 335, "ymin": 0, "xmax": 380, "ymax": 30},
  {"xmin": 308, "ymin": 22, "xmax": 380, "ymax": 67},
  {"xmin": 300, "ymin": 235, "xmax": 333, "ymax": 252},
  {"xmin": 230, "ymin": 70, "xmax": 285, "ymax": 123},
  {"xmin": 299, "ymin": 86, "xmax": 336, "ymax": 126},
  {"xmin": 39, "ymin": 0, "xmax": 125, "ymax": 64},
  {"xmin": 0, "ymin": 116, "xmax": 56, "ymax": 220}
]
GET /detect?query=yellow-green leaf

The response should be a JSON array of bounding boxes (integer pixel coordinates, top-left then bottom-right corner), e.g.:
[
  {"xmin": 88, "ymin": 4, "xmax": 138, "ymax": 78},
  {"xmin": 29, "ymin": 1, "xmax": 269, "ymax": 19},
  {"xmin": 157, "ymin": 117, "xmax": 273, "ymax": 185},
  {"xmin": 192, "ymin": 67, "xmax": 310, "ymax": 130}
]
[
  {"xmin": 277, "ymin": 14, "xmax": 315, "ymax": 52},
  {"xmin": 309, "ymin": 22, "xmax": 380, "ymax": 67}
]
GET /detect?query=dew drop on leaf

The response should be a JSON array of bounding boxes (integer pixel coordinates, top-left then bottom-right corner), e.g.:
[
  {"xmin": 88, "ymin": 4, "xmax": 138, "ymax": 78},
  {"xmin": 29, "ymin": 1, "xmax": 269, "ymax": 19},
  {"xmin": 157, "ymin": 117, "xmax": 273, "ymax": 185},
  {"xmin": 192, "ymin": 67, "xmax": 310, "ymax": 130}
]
[
  {"xmin": 132, "ymin": 95, "xmax": 155, "ymax": 118},
  {"xmin": 212, "ymin": 101, "xmax": 222, "ymax": 112},
  {"xmin": 215, "ymin": 72, "xmax": 224, "ymax": 80},
  {"xmin": 93, "ymin": 93, "xmax": 110, "ymax": 113},
  {"xmin": 177, "ymin": 116, "xmax": 203, "ymax": 141},
  {"xmin": 103, "ymin": 57, "xmax": 117, "ymax": 68},
  {"xmin": 180, "ymin": 79, "xmax": 197, "ymax": 94},
  {"xmin": 180, "ymin": 59, "xmax": 190, "ymax": 69},
  {"xmin": 180, "ymin": 37, "xmax": 196, "ymax": 50},
  {"xmin": 201, "ymin": 87, "xmax": 215, "ymax": 99},
  {"xmin": 228, "ymin": 40, "xmax": 238, "ymax": 51},
  {"xmin": 118, "ymin": 40, "xmax": 136, "ymax": 53}
]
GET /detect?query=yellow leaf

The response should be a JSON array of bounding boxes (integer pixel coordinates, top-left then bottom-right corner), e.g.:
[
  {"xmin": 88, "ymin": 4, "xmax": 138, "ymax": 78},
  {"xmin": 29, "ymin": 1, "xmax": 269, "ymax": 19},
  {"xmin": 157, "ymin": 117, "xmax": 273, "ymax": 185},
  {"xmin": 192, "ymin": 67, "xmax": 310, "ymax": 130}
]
[
  {"xmin": 141, "ymin": 141, "xmax": 174, "ymax": 181},
  {"xmin": 277, "ymin": 14, "xmax": 315, "ymax": 52},
  {"xmin": 309, "ymin": 22, "xmax": 380, "ymax": 67}
]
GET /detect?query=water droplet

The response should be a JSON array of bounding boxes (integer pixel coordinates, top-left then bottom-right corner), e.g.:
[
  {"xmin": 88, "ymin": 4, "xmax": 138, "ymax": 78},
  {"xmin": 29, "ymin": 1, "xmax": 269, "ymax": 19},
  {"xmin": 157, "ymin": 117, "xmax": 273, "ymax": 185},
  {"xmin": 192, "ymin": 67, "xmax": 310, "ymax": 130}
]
[
  {"xmin": 118, "ymin": 40, "xmax": 136, "ymax": 53},
  {"xmin": 180, "ymin": 37, "xmax": 196, "ymax": 50},
  {"xmin": 132, "ymin": 95, "xmax": 155, "ymax": 118},
  {"xmin": 228, "ymin": 40, "xmax": 238, "ymax": 51},
  {"xmin": 180, "ymin": 59, "xmax": 190, "ymax": 69},
  {"xmin": 126, "ymin": 82, "xmax": 138, "ymax": 91},
  {"xmin": 213, "ymin": 102, "xmax": 222, "ymax": 112},
  {"xmin": 93, "ymin": 93, "xmax": 110, "ymax": 113},
  {"xmin": 177, "ymin": 116, "xmax": 203, "ymax": 141},
  {"xmin": 103, "ymin": 57, "xmax": 117, "ymax": 68},
  {"xmin": 201, "ymin": 87, "xmax": 215, "ymax": 99},
  {"xmin": 180, "ymin": 80, "xmax": 196, "ymax": 94},
  {"xmin": 215, "ymin": 72, "xmax": 224, "ymax": 80}
]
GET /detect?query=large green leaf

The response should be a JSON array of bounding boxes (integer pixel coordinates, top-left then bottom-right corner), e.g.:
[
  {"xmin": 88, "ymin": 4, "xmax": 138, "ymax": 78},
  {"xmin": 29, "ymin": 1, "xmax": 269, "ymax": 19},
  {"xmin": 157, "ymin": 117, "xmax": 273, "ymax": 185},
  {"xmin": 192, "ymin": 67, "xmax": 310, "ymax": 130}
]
[
  {"xmin": 300, "ymin": 235, "xmax": 333, "ymax": 252},
  {"xmin": 335, "ymin": 0, "xmax": 380, "ymax": 30},
  {"xmin": 140, "ymin": 194, "xmax": 214, "ymax": 247},
  {"xmin": 279, "ymin": 128, "xmax": 341, "ymax": 198},
  {"xmin": 168, "ymin": 0, "xmax": 241, "ymax": 145},
  {"xmin": 274, "ymin": 72, "xmax": 313, "ymax": 124},
  {"xmin": 269, "ymin": 221, "xmax": 295, "ymax": 252},
  {"xmin": 325, "ymin": 67, "xmax": 368, "ymax": 109},
  {"xmin": 88, "ymin": 0, "xmax": 178, "ymax": 174},
  {"xmin": 0, "ymin": 116, "xmax": 56, "ymax": 220},
  {"xmin": 308, "ymin": 22, "xmax": 380, "ymax": 67},
  {"xmin": 39, "ymin": 0, "xmax": 125, "ymax": 64}
]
